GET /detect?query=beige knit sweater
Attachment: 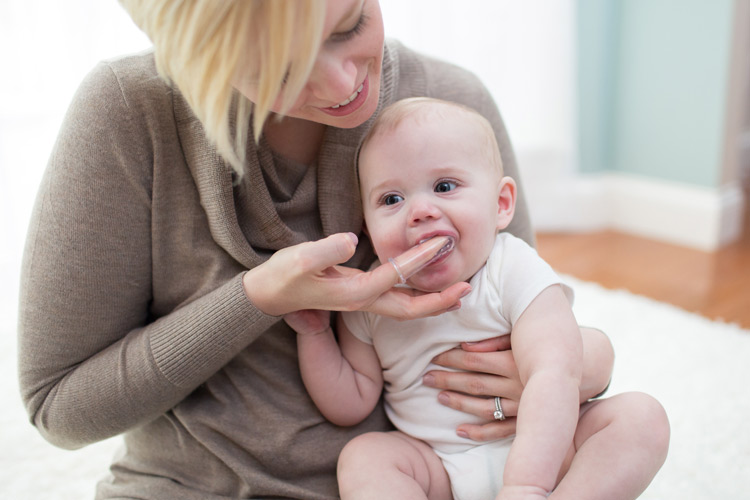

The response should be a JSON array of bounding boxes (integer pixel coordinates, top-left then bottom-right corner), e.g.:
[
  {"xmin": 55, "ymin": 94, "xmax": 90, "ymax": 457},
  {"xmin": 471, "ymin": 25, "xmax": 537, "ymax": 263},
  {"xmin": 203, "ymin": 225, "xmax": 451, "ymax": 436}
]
[{"xmin": 18, "ymin": 40, "xmax": 533, "ymax": 499}]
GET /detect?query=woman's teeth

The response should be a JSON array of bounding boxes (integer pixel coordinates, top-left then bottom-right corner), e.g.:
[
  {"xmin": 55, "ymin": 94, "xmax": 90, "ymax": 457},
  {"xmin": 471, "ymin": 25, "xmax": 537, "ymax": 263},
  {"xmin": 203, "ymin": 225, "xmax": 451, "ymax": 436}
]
[{"xmin": 331, "ymin": 84, "xmax": 364, "ymax": 109}]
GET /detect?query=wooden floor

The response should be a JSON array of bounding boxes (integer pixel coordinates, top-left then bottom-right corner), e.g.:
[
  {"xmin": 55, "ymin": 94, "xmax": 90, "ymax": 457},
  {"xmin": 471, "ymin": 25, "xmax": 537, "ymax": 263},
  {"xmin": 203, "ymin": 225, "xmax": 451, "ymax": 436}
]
[{"xmin": 536, "ymin": 229, "xmax": 750, "ymax": 329}]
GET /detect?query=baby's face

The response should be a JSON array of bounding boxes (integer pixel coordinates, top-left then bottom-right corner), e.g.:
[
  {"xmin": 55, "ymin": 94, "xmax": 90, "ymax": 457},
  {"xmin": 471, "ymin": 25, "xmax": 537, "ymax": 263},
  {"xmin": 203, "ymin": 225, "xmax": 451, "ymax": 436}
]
[{"xmin": 359, "ymin": 113, "xmax": 507, "ymax": 292}]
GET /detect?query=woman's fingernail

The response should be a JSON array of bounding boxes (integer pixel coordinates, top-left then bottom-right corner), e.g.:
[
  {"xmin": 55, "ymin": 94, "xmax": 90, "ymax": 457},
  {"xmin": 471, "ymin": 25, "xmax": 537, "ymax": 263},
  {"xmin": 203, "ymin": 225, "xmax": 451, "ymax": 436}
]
[
  {"xmin": 437, "ymin": 392, "xmax": 449, "ymax": 405},
  {"xmin": 347, "ymin": 232, "xmax": 358, "ymax": 245},
  {"xmin": 460, "ymin": 287, "xmax": 472, "ymax": 298},
  {"xmin": 423, "ymin": 374, "xmax": 435, "ymax": 387},
  {"xmin": 464, "ymin": 341, "xmax": 480, "ymax": 345},
  {"xmin": 447, "ymin": 303, "xmax": 461, "ymax": 312},
  {"xmin": 456, "ymin": 430, "xmax": 469, "ymax": 438}
]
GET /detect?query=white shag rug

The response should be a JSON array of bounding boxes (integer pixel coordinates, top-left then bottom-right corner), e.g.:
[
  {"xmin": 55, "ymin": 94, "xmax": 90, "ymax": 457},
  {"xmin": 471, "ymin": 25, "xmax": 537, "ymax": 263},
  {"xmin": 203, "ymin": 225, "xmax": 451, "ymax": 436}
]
[{"xmin": 1, "ymin": 276, "xmax": 749, "ymax": 499}]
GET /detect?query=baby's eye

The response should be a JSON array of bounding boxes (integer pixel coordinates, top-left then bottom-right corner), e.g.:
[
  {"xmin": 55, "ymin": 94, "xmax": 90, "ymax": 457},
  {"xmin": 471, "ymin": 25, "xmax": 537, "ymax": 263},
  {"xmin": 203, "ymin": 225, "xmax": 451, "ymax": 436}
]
[
  {"xmin": 435, "ymin": 180, "xmax": 457, "ymax": 193},
  {"xmin": 383, "ymin": 194, "xmax": 404, "ymax": 206}
]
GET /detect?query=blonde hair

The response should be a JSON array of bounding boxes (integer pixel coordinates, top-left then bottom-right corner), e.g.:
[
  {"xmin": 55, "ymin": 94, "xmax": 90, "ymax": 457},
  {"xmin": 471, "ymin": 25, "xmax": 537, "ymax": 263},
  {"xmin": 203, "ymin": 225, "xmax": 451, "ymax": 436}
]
[
  {"xmin": 360, "ymin": 97, "xmax": 504, "ymax": 175},
  {"xmin": 120, "ymin": 0, "xmax": 326, "ymax": 174}
]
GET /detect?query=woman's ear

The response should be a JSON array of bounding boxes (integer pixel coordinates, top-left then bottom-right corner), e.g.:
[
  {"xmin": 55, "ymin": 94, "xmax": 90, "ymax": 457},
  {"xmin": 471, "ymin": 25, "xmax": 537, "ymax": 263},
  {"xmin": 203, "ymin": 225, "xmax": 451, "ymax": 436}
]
[{"xmin": 496, "ymin": 176, "xmax": 517, "ymax": 230}]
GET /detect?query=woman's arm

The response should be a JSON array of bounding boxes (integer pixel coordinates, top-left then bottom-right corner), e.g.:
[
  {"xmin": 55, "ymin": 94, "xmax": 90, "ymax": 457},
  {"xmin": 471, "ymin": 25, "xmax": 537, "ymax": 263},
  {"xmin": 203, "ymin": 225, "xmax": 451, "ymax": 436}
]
[
  {"xmin": 18, "ymin": 62, "xmax": 280, "ymax": 450},
  {"xmin": 287, "ymin": 311, "xmax": 383, "ymax": 426},
  {"xmin": 19, "ymin": 59, "xmax": 471, "ymax": 450}
]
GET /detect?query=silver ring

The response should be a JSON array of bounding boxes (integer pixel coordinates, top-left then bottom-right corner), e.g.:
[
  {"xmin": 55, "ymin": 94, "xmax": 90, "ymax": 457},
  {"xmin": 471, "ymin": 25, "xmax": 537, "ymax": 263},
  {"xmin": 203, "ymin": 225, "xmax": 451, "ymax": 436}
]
[{"xmin": 493, "ymin": 397, "xmax": 505, "ymax": 421}]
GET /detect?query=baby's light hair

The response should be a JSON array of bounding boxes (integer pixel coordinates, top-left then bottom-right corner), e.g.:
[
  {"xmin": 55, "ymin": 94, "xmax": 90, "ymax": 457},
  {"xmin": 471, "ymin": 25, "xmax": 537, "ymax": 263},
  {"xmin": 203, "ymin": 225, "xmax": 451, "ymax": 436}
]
[
  {"xmin": 359, "ymin": 97, "xmax": 504, "ymax": 175},
  {"xmin": 120, "ymin": 0, "xmax": 325, "ymax": 175}
]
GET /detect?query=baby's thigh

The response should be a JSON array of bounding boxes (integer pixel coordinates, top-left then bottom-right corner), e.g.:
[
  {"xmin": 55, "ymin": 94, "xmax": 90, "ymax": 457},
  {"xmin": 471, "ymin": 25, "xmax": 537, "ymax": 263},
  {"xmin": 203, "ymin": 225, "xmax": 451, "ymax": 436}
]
[{"xmin": 338, "ymin": 431, "xmax": 452, "ymax": 500}]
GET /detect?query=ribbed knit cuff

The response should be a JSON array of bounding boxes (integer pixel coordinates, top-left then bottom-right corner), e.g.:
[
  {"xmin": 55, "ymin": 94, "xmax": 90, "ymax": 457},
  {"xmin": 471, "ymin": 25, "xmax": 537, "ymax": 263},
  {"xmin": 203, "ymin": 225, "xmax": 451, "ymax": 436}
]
[{"xmin": 150, "ymin": 274, "xmax": 280, "ymax": 388}]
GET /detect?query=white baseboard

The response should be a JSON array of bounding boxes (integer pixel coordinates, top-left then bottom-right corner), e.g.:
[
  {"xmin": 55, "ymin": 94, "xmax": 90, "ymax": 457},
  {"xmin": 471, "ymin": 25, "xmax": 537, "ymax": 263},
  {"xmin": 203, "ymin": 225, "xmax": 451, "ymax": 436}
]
[{"xmin": 528, "ymin": 172, "xmax": 746, "ymax": 251}]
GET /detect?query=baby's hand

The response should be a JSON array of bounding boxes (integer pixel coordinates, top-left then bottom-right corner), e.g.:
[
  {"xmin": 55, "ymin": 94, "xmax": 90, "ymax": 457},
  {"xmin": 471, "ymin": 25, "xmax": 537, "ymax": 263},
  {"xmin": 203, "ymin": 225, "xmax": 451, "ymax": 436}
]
[
  {"xmin": 495, "ymin": 485, "xmax": 549, "ymax": 500},
  {"xmin": 283, "ymin": 309, "xmax": 332, "ymax": 336}
]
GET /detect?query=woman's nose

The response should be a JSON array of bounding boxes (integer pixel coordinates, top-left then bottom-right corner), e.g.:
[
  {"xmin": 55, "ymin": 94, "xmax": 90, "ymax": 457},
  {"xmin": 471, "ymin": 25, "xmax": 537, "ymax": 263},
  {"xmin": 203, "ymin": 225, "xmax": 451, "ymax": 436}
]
[{"xmin": 307, "ymin": 48, "xmax": 358, "ymax": 104}]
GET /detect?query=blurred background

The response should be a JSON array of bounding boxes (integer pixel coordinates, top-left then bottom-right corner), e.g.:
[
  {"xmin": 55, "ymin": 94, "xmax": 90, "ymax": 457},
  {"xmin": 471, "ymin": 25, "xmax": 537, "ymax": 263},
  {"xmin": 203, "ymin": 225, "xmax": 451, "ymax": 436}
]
[{"xmin": 1, "ymin": 0, "xmax": 748, "ymax": 331}]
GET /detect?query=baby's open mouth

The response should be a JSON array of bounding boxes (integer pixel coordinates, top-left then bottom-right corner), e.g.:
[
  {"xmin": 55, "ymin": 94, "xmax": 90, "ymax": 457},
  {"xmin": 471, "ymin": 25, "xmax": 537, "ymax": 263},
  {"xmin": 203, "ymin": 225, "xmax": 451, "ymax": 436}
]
[{"xmin": 389, "ymin": 236, "xmax": 455, "ymax": 284}]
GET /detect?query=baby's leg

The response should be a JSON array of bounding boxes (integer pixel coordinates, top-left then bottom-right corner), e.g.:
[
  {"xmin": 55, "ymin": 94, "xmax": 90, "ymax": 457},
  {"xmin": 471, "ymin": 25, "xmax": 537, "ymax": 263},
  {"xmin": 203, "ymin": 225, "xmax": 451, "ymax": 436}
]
[
  {"xmin": 551, "ymin": 392, "xmax": 670, "ymax": 500},
  {"xmin": 337, "ymin": 431, "xmax": 452, "ymax": 500}
]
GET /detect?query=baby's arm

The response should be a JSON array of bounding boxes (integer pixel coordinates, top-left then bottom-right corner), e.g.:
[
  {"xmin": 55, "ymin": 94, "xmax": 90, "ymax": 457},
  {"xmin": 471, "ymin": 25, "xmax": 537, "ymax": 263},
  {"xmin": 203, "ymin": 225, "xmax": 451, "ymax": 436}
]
[
  {"xmin": 500, "ymin": 284, "xmax": 583, "ymax": 499},
  {"xmin": 287, "ymin": 311, "xmax": 383, "ymax": 426}
]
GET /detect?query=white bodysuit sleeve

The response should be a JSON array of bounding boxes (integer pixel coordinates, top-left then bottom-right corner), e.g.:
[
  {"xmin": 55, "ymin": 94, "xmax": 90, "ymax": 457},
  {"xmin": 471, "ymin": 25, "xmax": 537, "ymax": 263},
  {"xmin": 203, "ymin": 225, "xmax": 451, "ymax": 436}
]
[{"xmin": 490, "ymin": 233, "xmax": 574, "ymax": 325}]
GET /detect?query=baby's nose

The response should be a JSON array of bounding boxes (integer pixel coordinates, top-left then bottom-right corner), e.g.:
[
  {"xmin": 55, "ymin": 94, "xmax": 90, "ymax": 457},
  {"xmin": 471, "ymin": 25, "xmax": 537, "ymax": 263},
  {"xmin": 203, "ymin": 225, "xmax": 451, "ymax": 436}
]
[{"xmin": 408, "ymin": 198, "xmax": 442, "ymax": 225}]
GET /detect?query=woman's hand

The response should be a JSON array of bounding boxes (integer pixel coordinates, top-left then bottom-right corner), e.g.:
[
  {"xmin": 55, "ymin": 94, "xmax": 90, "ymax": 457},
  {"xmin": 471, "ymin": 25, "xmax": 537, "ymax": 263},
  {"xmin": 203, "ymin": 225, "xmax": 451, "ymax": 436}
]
[
  {"xmin": 243, "ymin": 232, "xmax": 471, "ymax": 319},
  {"xmin": 424, "ymin": 328, "xmax": 614, "ymax": 441},
  {"xmin": 424, "ymin": 335, "xmax": 521, "ymax": 441}
]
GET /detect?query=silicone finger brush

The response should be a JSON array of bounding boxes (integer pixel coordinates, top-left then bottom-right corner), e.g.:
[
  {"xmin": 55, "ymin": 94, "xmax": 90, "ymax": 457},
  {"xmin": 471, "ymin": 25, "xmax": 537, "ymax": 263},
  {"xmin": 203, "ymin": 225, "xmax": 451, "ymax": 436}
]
[{"xmin": 388, "ymin": 235, "xmax": 455, "ymax": 284}]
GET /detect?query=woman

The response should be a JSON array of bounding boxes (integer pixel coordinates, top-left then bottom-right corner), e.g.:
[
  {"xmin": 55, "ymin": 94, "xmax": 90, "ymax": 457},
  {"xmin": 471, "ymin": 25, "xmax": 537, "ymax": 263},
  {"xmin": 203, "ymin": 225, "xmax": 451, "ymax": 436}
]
[{"xmin": 18, "ymin": 1, "xmax": 616, "ymax": 498}]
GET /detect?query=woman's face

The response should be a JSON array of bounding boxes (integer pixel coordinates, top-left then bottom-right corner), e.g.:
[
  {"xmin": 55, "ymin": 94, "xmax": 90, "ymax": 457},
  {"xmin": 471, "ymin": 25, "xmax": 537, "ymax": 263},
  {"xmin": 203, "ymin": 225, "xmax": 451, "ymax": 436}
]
[{"xmin": 236, "ymin": 0, "xmax": 385, "ymax": 129}]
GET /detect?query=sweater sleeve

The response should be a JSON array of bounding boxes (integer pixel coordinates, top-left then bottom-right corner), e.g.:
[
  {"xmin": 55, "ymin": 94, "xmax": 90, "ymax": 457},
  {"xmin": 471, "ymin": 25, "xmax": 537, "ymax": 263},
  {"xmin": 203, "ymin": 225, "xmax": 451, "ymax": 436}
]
[{"xmin": 17, "ymin": 60, "xmax": 278, "ymax": 450}]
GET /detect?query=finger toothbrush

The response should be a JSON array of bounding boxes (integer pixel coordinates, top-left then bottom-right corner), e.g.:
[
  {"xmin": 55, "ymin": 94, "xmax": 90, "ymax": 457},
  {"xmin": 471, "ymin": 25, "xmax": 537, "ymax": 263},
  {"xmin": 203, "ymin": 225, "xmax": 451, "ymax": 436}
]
[{"xmin": 388, "ymin": 235, "xmax": 455, "ymax": 284}]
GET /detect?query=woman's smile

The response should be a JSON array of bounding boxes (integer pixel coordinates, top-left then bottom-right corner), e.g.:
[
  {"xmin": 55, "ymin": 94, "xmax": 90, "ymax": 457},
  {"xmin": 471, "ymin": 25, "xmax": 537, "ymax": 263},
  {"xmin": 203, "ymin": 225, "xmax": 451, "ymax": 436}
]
[{"xmin": 320, "ymin": 75, "xmax": 369, "ymax": 116}]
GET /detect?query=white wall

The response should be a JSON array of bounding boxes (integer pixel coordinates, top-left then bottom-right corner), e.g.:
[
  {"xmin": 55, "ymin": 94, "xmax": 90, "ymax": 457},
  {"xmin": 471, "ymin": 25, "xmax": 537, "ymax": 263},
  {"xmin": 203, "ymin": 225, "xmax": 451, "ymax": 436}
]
[{"xmin": 380, "ymin": 0, "xmax": 577, "ymax": 178}]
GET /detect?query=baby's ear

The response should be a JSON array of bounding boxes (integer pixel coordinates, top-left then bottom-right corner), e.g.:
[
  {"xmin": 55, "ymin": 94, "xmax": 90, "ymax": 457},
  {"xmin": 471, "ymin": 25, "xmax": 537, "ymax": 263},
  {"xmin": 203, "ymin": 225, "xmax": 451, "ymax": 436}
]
[{"xmin": 496, "ymin": 177, "xmax": 517, "ymax": 230}]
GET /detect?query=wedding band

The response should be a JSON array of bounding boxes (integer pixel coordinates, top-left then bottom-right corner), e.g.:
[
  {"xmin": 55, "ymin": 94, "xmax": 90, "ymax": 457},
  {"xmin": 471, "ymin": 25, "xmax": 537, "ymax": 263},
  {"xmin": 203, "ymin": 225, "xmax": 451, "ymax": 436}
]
[{"xmin": 493, "ymin": 397, "xmax": 505, "ymax": 421}]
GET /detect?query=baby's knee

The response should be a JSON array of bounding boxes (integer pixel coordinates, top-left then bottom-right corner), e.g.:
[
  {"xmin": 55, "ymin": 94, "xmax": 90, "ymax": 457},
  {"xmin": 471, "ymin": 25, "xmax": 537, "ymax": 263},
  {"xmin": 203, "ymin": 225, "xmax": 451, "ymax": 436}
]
[
  {"xmin": 337, "ymin": 431, "xmax": 398, "ymax": 480},
  {"xmin": 339, "ymin": 432, "xmax": 383, "ymax": 465},
  {"xmin": 613, "ymin": 392, "xmax": 670, "ymax": 458}
]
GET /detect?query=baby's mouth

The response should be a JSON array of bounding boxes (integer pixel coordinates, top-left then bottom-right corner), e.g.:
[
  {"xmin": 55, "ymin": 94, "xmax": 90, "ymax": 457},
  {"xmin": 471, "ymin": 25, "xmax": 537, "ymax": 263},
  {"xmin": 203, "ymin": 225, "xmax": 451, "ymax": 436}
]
[{"xmin": 389, "ymin": 236, "xmax": 455, "ymax": 284}]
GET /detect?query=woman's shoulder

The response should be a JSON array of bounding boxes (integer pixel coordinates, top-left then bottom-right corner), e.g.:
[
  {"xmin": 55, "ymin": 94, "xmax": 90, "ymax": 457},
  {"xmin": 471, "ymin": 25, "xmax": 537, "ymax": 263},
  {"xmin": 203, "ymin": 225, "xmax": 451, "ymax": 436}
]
[
  {"xmin": 55, "ymin": 51, "xmax": 174, "ymax": 189},
  {"xmin": 78, "ymin": 50, "xmax": 173, "ymax": 114},
  {"xmin": 62, "ymin": 51, "xmax": 179, "ymax": 159}
]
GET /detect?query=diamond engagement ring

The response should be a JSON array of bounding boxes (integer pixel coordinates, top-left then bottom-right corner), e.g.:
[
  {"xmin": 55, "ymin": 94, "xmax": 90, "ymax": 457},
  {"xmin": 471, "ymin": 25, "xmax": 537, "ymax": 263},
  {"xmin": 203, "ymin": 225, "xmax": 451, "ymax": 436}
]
[{"xmin": 493, "ymin": 397, "xmax": 506, "ymax": 421}]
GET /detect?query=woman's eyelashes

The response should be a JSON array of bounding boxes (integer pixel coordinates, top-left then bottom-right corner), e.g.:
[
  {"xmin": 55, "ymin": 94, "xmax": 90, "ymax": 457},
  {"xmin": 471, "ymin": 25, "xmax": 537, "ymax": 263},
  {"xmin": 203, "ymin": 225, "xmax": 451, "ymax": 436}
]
[
  {"xmin": 330, "ymin": 12, "xmax": 369, "ymax": 43},
  {"xmin": 278, "ymin": 9, "xmax": 367, "ymax": 90}
]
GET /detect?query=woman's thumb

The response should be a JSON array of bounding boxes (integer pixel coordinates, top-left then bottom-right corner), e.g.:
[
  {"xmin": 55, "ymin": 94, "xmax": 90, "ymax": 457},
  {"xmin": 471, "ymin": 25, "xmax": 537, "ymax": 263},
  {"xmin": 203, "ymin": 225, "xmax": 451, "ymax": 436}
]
[{"xmin": 310, "ymin": 232, "xmax": 359, "ymax": 268}]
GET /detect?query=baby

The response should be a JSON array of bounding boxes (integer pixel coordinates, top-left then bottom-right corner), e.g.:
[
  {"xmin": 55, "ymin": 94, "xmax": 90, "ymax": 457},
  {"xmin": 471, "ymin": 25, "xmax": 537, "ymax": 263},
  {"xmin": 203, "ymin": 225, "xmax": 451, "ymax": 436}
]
[{"xmin": 286, "ymin": 97, "xmax": 667, "ymax": 499}]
